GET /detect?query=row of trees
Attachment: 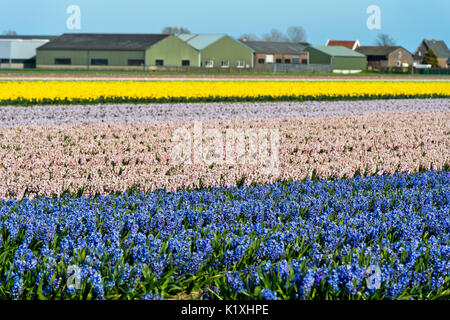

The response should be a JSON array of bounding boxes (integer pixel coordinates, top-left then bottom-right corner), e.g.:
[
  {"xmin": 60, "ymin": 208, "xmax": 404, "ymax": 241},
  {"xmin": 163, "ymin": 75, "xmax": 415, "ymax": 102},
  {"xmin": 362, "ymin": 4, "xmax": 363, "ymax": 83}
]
[
  {"xmin": 161, "ymin": 26, "xmax": 307, "ymax": 43},
  {"xmin": 2, "ymin": 30, "xmax": 18, "ymax": 35},
  {"xmin": 0, "ymin": 28, "xmax": 404, "ymax": 48},
  {"xmin": 240, "ymin": 26, "xmax": 307, "ymax": 42},
  {"xmin": 161, "ymin": 27, "xmax": 400, "ymax": 48},
  {"xmin": 1, "ymin": 27, "xmax": 390, "ymax": 47},
  {"xmin": 161, "ymin": 26, "xmax": 191, "ymax": 35}
]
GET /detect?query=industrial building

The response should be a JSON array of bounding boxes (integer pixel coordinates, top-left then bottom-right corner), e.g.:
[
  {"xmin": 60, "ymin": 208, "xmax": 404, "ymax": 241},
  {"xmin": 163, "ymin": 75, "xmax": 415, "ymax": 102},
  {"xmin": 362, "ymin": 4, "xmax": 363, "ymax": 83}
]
[
  {"xmin": 305, "ymin": 45, "xmax": 367, "ymax": 73},
  {"xmin": 177, "ymin": 34, "xmax": 254, "ymax": 68},
  {"xmin": 0, "ymin": 35, "xmax": 55, "ymax": 68},
  {"xmin": 36, "ymin": 33, "xmax": 199, "ymax": 69},
  {"xmin": 36, "ymin": 33, "xmax": 254, "ymax": 70},
  {"xmin": 240, "ymin": 40, "xmax": 309, "ymax": 66}
]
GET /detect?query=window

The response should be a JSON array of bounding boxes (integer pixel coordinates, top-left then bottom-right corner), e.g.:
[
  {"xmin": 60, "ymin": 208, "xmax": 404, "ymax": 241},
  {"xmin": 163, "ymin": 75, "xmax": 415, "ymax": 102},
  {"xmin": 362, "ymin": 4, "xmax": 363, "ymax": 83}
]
[
  {"xmin": 91, "ymin": 59, "xmax": 108, "ymax": 66},
  {"xmin": 292, "ymin": 56, "xmax": 300, "ymax": 64},
  {"xmin": 155, "ymin": 59, "xmax": 164, "ymax": 66},
  {"xmin": 266, "ymin": 54, "xmax": 274, "ymax": 63},
  {"xmin": 301, "ymin": 59, "xmax": 308, "ymax": 64},
  {"xmin": 221, "ymin": 60, "xmax": 229, "ymax": 68},
  {"xmin": 237, "ymin": 60, "xmax": 244, "ymax": 68},
  {"xmin": 54, "ymin": 58, "xmax": 71, "ymax": 65},
  {"xmin": 1, "ymin": 59, "xmax": 26, "ymax": 63},
  {"xmin": 284, "ymin": 59, "xmax": 291, "ymax": 64},
  {"xmin": 128, "ymin": 59, "xmax": 144, "ymax": 66},
  {"xmin": 397, "ymin": 60, "xmax": 401, "ymax": 67},
  {"xmin": 258, "ymin": 58, "xmax": 265, "ymax": 64},
  {"xmin": 182, "ymin": 60, "xmax": 190, "ymax": 66},
  {"xmin": 368, "ymin": 55, "xmax": 387, "ymax": 61},
  {"xmin": 398, "ymin": 51, "xmax": 402, "ymax": 58},
  {"xmin": 275, "ymin": 58, "xmax": 282, "ymax": 63},
  {"xmin": 418, "ymin": 51, "xmax": 422, "ymax": 57},
  {"xmin": 205, "ymin": 60, "xmax": 214, "ymax": 67}
]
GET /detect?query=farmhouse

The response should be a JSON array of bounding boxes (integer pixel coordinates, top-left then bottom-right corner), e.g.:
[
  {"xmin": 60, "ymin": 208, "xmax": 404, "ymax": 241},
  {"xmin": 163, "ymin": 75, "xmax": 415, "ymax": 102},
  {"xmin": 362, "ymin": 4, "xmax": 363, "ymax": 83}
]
[
  {"xmin": 240, "ymin": 40, "xmax": 309, "ymax": 66},
  {"xmin": 305, "ymin": 45, "xmax": 367, "ymax": 73},
  {"xmin": 36, "ymin": 33, "xmax": 199, "ymax": 69},
  {"xmin": 355, "ymin": 46, "xmax": 413, "ymax": 69},
  {"xmin": 413, "ymin": 39, "xmax": 450, "ymax": 68},
  {"xmin": 177, "ymin": 34, "xmax": 254, "ymax": 68},
  {"xmin": 0, "ymin": 35, "xmax": 55, "ymax": 69},
  {"xmin": 326, "ymin": 40, "xmax": 360, "ymax": 50}
]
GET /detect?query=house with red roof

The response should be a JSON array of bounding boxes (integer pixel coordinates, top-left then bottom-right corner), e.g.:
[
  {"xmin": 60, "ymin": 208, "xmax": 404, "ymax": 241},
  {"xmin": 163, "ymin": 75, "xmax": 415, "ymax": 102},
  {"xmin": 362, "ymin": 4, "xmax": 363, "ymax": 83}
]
[{"xmin": 326, "ymin": 40, "xmax": 360, "ymax": 51}]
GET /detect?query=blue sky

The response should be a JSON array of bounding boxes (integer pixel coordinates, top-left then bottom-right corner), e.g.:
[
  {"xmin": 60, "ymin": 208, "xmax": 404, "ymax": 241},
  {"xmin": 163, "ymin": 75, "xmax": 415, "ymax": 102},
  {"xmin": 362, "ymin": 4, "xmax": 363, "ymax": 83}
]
[{"xmin": 1, "ymin": 0, "xmax": 449, "ymax": 52}]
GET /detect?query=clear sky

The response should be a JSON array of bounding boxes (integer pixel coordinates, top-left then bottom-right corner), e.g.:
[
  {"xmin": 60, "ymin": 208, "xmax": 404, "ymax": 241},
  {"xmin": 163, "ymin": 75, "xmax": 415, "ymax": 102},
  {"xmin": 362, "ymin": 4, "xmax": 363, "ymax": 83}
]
[{"xmin": 1, "ymin": 0, "xmax": 449, "ymax": 52}]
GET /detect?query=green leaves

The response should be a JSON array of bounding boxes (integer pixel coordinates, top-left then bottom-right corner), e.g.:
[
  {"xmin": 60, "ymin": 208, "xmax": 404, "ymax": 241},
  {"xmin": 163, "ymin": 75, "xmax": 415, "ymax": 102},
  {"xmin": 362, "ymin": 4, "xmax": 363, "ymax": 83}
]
[{"xmin": 2, "ymin": 94, "xmax": 450, "ymax": 107}]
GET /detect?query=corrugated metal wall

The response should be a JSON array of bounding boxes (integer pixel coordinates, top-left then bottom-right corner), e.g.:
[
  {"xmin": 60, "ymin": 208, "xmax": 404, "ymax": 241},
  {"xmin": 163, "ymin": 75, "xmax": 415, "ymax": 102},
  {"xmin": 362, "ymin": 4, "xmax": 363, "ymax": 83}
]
[
  {"xmin": 147, "ymin": 36, "xmax": 200, "ymax": 67},
  {"xmin": 200, "ymin": 36, "xmax": 254, "ymax": 68},
  {"xmin": 37, "ymin": 50, "xmax": 145, "ymax": 68},
  {"xmin": 333, "ymin": 56, "xmax": 367, "ymax": 70}
]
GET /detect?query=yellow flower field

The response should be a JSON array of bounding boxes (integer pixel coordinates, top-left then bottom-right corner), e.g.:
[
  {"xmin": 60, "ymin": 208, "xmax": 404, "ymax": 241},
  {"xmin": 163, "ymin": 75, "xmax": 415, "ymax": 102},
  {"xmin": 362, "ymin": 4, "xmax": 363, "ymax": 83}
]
[{"xmin": 0, "ymin": 81, "xmax": 449, "ymax": 104}]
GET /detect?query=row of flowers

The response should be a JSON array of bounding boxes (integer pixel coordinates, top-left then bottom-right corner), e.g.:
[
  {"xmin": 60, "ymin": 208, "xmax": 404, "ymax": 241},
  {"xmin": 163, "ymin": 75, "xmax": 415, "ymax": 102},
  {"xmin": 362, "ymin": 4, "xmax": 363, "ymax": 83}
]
[
  {"xmin": 0, "ymin": 99, "xmax": 448, "ymax": 127},
  {"xmin": 0, "ymin": 111, "xmax": 448, "ymax": 200},
  {"xmin": 0, "ymin": 81, "xmax": 449, "ymax": 105},
  {"xmin": 0, "ymin": 170, "xmax": 448, "ymax": 300}
]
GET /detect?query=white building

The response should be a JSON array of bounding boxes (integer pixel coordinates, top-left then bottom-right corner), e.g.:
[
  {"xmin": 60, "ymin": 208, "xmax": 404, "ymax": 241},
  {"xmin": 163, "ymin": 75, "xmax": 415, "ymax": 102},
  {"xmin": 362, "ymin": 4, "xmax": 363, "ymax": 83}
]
[{"xmin": 0, "ymin": 36, "xmax": 54, "ymax": 68}]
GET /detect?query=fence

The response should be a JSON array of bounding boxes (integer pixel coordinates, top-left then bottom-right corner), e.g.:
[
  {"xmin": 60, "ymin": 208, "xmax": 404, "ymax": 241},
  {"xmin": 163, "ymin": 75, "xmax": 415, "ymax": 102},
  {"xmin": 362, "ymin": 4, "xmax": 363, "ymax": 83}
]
[
  {"xmin": 146, "ymin": 66, "xmax": 253, "ymax": 73},
  {"xmin": 253, "ymin": 63, "xmax": 333, "ymax": 73},
  {"xmin": 416, "ymin": 69, "xmax": 450, "ymax": 75},
  {"xmin": 35, "ymin": 64, "xmax": 334, "ymax": 73},
  {"xmin": 149, "ymin": 64, "xmax": 333, "ymax": 73}
]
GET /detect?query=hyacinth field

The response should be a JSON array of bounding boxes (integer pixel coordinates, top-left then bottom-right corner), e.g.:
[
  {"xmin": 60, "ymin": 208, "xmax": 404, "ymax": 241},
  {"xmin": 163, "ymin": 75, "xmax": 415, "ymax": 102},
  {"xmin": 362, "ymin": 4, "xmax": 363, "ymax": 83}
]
[{"xmin": 0, "ymin": 80, "xmax": 449, "ymax": 300}]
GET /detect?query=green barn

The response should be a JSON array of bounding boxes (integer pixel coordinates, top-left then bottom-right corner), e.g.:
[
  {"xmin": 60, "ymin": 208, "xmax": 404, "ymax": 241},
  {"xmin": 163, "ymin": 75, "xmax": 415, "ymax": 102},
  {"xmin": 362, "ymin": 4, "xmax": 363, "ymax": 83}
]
[
  {"xmin": 177, "ymin": 34, "xmax": 254, "ymax": 68},
  {"xmin": 305, "ymin": 45, "xmax": 367, "ymax": 73},
  {"xmin": 36, "ymin": 33, "xmax": 199, "ymax": 69}
]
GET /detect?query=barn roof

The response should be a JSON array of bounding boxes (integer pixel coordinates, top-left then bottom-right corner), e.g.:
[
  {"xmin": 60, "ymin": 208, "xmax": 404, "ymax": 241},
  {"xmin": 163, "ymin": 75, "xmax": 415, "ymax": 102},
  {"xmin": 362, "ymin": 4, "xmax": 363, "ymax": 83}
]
[
  {"xmin": 37, "ymin": 33, "xmax": 169, "ymax": 51},
  {"xmin": 239, "ymin": 40, "xmax": 309, "ymax": 54},
  {"xmin": 356, "ymin": 46, "xmax": 408, "ymax": 56},
  {"xmin": 0, "ymin": 35, "xmax": 57, "ymax": 40},
  {"xmin": 177, "ymin": 34, "xmax": 226, "ymax": 50},
  {"xmin": 308, "ymin": 45, "xmax": 366, "ymax": 57}
]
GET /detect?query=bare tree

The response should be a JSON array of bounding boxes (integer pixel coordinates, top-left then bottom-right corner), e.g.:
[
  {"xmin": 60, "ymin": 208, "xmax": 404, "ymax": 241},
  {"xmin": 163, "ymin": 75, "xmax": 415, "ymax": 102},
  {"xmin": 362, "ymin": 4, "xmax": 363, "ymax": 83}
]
[
  {"xmin": 263, "ymin": 29, "xmax": 289, "ymax": 42},
  {"xmin": 239, "ymin": 33, "xmax": 259, "ymax": 41},
  {"xmin": 2, "ymin": 30, "xmax": 17, "ymax": 36},
  {"xmin": 287, "ymin": 26, "xmax": 306, "ymax": 42},
  {"xmin": 161, "ymin": 26, "xmax": 190, "ymax": 35},
  {"xmin": 375, "ymin": 33, "xmax": 396, "ymax": 47}
]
